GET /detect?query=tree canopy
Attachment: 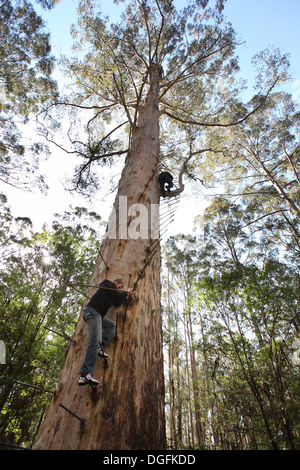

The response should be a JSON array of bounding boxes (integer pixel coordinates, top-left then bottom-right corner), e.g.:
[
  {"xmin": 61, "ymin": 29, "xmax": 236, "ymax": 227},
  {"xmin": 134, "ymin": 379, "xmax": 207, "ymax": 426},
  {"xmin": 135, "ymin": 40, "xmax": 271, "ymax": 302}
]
[
  {"xmin": 0, "ymin": 0, "xmax": 58, "ymax": 191},
  {"xmin": 38, "ymin": 0, "xmax": 289, "ymax": 196},
  {"xmin": 0, "ymin": 0, "xmax": 299, "ymax": 451},
  {"xmin": 0, "ymin": 198, "xmax": 103, "ymax": 448}
]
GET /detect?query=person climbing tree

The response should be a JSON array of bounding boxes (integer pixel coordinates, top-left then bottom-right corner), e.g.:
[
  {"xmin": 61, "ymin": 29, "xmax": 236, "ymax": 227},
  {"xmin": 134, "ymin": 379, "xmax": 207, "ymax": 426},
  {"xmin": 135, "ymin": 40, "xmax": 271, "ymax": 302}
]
[
  {"xmin": 33, "ymin": 0, "xmax": 286, "ymax": 451},
  {"xmin": 159, "ymin": 171, "xmax": 174, "ymax": 197},
  {"xmin": 78, "ymin": 279, "xmax": 133, "ymax": 386}
]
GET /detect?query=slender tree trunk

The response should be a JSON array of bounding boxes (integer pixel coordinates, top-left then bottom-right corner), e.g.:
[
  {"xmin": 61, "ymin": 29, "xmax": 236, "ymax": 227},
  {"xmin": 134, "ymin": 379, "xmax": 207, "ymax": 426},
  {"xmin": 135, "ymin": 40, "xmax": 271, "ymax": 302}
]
[
  {"xmin": 33, "ymin": 72, "xmax": 166, "ymax": 450},
  {"xmin": 183, "ymin": 320, "xmax": 194, "ymax": 448},
  {"xmin": 175, "ymin": 333, "xmax": 183, "ymax": 449},
  {"xmin": 186, "ymin": 309, "xmax": 205, "ymax": 448},
  {"xmin": 251, "ymin": 154, "xmax": 300, "ymax": 218},
  {"xmin": 166, "ymin": 271, "xmax": 176, "ymax": 449}
]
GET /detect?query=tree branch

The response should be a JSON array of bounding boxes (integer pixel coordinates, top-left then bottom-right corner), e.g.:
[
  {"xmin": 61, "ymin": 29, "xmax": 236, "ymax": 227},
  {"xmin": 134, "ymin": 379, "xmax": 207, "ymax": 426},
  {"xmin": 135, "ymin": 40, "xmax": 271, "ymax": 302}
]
[
  {"xmin": 162, "ymin": 81, "xmax": 277, "ymax": 128},
  {"xmin": 112, "ymin": 73, "xmax": 134, "ymax": 127},
  {"xmin": 162, "ymin": 148, "xmax": 219, "ymax": 198}
]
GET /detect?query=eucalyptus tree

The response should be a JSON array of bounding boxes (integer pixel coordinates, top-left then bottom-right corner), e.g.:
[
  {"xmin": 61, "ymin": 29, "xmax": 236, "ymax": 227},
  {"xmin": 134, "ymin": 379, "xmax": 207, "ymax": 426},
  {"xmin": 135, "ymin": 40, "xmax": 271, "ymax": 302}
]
[
  {"xmin": 0, "ymin": 0, "xmax": 58, "ymax": 191},
  {"xmin": 162, "ymin": 222, "xmax": 300, "ymax": 449},
  {"xmin": 198, "ymin": 89, "xmax": 300, "ymax": 254},
  {"xmin": 163, "ymin": 234, "xmax": 206, "ymax": 447},
  {"xmin": 201, "ymin": 196, "xmax": 263, "ymax": 272},
  {"xmin": 0, "ymin": 202, "xmax": 102, "ymax": 447},
  {"xmin": 33, "ymin": 0, "xmax": 285, "ymax": 450},
  {"xmin": 197, "ymin": 262, "xmax": 300, "ymax": 449}
]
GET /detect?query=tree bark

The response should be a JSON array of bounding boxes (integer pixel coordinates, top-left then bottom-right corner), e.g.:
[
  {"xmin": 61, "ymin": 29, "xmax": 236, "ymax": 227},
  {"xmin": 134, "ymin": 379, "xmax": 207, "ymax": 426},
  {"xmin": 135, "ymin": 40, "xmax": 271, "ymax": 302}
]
[
  {"xmin": 186, "ymin": 310, "xmax": 205, "ymax": 448},
  {"xmin": 33, "ymin": 72, "xmax": 166, "ymax": 450}
]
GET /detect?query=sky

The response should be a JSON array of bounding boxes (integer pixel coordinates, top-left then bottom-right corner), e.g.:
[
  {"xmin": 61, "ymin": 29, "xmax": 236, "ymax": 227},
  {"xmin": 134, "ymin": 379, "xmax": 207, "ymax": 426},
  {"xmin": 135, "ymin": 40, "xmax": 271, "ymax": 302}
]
[{"xmin": 3, "ymin": 0, "xmax": 300, "ymax": 238}]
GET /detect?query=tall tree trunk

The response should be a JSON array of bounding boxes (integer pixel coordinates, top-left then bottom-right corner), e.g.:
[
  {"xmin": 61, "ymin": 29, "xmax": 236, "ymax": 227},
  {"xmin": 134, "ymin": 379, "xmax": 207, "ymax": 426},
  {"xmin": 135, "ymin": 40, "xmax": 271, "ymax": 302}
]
[
  {"xmin": 183, "ymin": 319, "xmax": 194, "ymax": 448},
  {"xmin": 166, "ymin": 271, "xmax": 176, "ymax": 449},
  {"xmin": 33, "ymin": 72, "xmax": 166, "ymax": 450},
  {"xmin": 187, "ymin": 311, "xmax": 205, "ymax": 448}
]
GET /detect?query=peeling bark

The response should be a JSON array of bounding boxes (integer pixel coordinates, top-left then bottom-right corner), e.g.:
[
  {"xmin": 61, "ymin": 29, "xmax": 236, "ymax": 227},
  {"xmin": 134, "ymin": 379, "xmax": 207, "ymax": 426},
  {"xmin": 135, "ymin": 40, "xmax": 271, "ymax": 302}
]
[{"xmin": 33, "ymin": 72, "xmax": 166, "ymax": 450}]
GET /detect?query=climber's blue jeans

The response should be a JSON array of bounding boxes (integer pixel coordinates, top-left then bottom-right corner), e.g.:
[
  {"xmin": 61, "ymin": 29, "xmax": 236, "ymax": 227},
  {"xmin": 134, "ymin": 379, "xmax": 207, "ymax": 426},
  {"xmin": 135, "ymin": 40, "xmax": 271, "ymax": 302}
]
[{"xmin": 80, "ymin": 306, "xmax": 115, "ymax": 376}]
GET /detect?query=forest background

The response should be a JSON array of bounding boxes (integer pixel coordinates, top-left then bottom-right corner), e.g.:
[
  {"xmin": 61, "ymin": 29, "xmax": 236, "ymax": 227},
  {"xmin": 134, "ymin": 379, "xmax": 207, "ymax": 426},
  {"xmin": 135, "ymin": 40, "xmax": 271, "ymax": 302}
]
[{"xmin": 0, "ymin": 0, "xmax": 299, "ymax": 450}]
